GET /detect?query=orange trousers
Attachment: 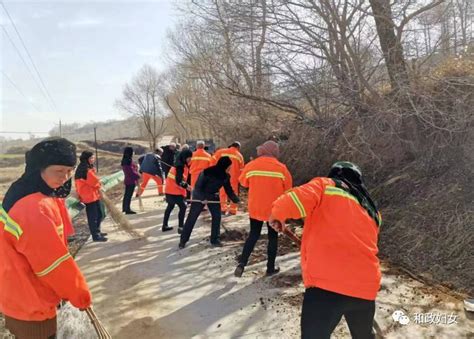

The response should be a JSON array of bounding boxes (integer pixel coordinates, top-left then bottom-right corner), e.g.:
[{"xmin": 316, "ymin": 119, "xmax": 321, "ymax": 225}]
[
  {"xmin": 190, "ymin": 170, "xmax": 204, "ymax": 189},
  {"xmin": 219, "ymin": 180, "xmax": 239, "ymax": 214},
  {"xmin": 139, "ymin": 172, "xmax": 164, "ymax": 195}
]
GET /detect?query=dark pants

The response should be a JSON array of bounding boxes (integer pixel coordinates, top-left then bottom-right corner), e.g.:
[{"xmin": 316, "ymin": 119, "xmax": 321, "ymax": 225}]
[
  {"xmin": 186, "ymin": 174, "xmax": 192, "ymax": 200},
  {"xmin": 239, "ymin": 218, "xmax": 278, "ymax": 271},
  {"xmin": 122, "ymin": 184, "xmax": 135, "ymax": 212},
  {"xmin": 163, "ymin": 194, "xmax": 187, "ymax": 229},
  {"xmin": 301, "ymin": 288, "xmax": 375, "ymax": 339},
  {"xmin": 85, "ymin": 200, "xmax": 103, "ymax": 239},
  {"xmin": 181, "ymin": 201, "xmax": 221, "ymax": 244}
]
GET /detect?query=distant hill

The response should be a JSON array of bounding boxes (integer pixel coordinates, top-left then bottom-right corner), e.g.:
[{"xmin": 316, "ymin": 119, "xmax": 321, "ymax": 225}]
[
  {"xmin": 0, "ymin": 113, "xmax": 220, "ymax": 154},
  {"xmin": 48, "ymin": 117, "xmax": 143, "ymax": 142}
]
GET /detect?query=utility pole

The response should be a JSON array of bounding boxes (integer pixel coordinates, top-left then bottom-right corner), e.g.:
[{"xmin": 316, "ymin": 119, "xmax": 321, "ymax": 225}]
[
  {"xmin": 59, "ymin": 119, "xmax": 62, "ymax": 137},
  {"xmin": 94, "ymin": 126, "xmax": 99, "ymax": 173}
]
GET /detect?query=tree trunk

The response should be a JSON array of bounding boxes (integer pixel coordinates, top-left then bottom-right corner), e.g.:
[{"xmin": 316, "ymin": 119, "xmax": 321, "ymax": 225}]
[{"xmin": 369, "ymin": 0, "xmax": 410, "ymax": 92}]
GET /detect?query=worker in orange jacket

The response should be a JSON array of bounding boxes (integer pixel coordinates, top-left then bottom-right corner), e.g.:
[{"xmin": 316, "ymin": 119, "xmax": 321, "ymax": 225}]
[
  {"xmin": 269, "ymin": 162, "xmax": 382, "ymax": 339},
  {"xmin": 212, "ymin": 142, "xmax": 244, "ymax": 215},
  {"xmin": 75, "ymin": 151, "xmax": 107, "ymax": 242},
  {"xmin": 0, "ymin": 138, "xmax": 92, "ymax": 338},
  {"xmin": 137, "ymin": 148, "xmax": 165, "ymax": 196},
  {"xmin": 163, "ymin": 149, "xmax": 193, "ymax": 233},
  {"xmin": 234, "ymin": 141, "xmax": 292, "ymax": 277},
  {"xmin": 189, "ymin": 140, "xmax": 212, "ymax": 188}
]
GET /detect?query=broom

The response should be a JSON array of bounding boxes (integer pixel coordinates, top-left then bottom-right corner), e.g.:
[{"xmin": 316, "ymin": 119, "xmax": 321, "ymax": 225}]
[
  {"xmin": 100, "ymin": 191, "xmax": 141, "ymax": 238},
  {"xmin": 85, "ymin": 307, "xmax": 111, "ymax": 339},
  {"xmin": 135, "ymin": 184, "xmax": 145, "ymax": 212}
]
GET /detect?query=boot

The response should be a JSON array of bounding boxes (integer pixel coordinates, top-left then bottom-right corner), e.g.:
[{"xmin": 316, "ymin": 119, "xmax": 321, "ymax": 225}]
[
  {"xmin": 93, "ymin": 235, "xmax": 108, "ymax": 242},
  {"xmin": 234, "ymin": 264, "xmax": 244, "ymax": 277},
  {"xmin": 210, "ymin": 240, "xmax": 223, "ymax": 247},
  {"xmin": 265, "ymin": 267, "xmax": 280, "ymax": 276},
  {"xmin": 162, "ymin": 226, "xmax": 173, "ymax": 232}
]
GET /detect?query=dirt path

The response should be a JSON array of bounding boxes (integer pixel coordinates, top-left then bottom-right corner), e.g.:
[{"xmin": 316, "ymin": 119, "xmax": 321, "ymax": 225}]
[{"xmin": 75, "ymin": 184, "xmax": 474, "ymax": 339}]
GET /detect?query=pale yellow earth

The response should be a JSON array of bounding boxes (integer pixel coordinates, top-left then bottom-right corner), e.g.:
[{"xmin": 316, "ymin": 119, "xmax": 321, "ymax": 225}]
[{"xmin": 68, "ymin": 183, "xmax": 473, "ymax": 339}]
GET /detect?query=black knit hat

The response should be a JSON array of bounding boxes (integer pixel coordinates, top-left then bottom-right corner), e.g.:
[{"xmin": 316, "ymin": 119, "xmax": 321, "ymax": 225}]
[
  {"xmin": 26, "ymin": 137, "xmax": 77, "ymax": 173},
  {"xmin": 3, "ymin": 138, "xmax": 77, "ymax": 212},
  {"xmin": 216, "ymin": 156, "xmax": 232, "ymax": 170}
]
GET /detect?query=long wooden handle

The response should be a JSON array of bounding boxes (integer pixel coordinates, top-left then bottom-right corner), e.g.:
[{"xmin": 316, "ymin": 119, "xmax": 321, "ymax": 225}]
[
  {"xmin": 282, "ymin": 227, "xmax": 301, "ymax": 247},
  {"xmin": 159, "ymin": 159, "xmax": 173, "ymax": 168},
  {"xmin": 187, "ymin": 199, "xmax": 221, "ymax": 204},
  {"xmin": 85, "ymin": 307, "xmax": 112, "ymax": 339}
]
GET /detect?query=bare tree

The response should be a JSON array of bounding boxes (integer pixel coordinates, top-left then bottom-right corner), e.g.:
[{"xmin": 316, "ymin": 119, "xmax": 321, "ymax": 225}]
[{"xmin": 115, "ymin": 65, "xmax": 167, "ymax": 149}]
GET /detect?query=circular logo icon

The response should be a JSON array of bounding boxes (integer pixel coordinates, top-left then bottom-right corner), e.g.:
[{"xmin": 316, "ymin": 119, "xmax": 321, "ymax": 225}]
[
  {"xmin": 392, "ymin": 310, "xmax": 405, "ymax": 322},
  {"xmin": 399, "ymin": 315, "xmax": 410, "ymax": 325}
]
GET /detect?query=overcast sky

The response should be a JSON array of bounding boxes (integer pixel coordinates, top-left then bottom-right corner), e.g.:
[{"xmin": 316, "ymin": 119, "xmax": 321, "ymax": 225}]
[{"xmin": 0, "ymin": 0, "xmax": 176, "ymax": 139}]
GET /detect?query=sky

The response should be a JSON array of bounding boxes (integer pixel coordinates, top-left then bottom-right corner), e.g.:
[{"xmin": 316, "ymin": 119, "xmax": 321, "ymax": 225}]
[{"xmin": 0, "ymin": 0, "xmax": 177, "ymax": 139}]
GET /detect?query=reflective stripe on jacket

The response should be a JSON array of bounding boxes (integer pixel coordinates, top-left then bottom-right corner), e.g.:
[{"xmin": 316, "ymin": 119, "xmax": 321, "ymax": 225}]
[
  {"xmin": 165, "ymin": 166, "xmax": 189, "ymax": 196},
  {"xmin": 190, "ymin": 149, "xmax": 212, "ymax": 175},
  {"xmin": 239, "ymin": 156, "xmax": 292, "ymax": 221},
  {"xmin": 0, "ymin": 193, "xmax": 91, "ymax": 321},
  {"xmin": 271, "ymin": 177, "xmax": 381, "ymax": 300},
  {"xmin": 212, "ymin": 147, "xmax": 244, "ymax": 183}
]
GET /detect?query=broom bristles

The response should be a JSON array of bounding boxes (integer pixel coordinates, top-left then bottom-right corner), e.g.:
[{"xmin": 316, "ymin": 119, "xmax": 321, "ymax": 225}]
[
  {"xmin": 138, "ymin": 195, "xmax": 145, "ymax": 211},
  {"xmin": 101, "ymin": 192, "xmax": 141, "ymax": 238},
  {"xmin": 85, "ymin": 307, "xmax": 112, "ymax": 339}
]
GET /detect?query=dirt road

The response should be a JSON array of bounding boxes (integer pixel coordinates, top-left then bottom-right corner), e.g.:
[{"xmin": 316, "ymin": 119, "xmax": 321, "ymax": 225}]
[{"xmin": 75, "ymin": 184, "xmax": 473, "ymax": 338}]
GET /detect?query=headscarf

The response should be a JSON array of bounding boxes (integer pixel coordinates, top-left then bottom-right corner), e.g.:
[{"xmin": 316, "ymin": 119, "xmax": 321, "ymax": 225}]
[
  {"xmin": 2, "ymin": 138, "xmax": 77, "ymax": 212},
  {"xmin": 257, "ymin": 140, "xmax": 280, "ymax": 158},
  {"xmin": 74, "ymin": 151, "xmax": 94, "ymax": 180},
  {"xmin": 174, "ymin": 149, "xmax": 193, "ymax": 167},
  {"xmin": 203, "ymin": 156, "xmax": 232, "ymax": 178},
  {"xmin": 328, "ymin": 161, "xmax": 381, "ymax": 226},
  {"xmin": 121, "ymin": 147, "xmax": 134, "ymax": 166}
]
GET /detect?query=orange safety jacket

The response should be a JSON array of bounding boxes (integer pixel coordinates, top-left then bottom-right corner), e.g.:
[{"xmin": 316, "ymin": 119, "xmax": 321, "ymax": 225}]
[
  {"xmin": 0, "ymin": 193, "xmax": 92, "ymax": 321},
  {"xmin": 75, "ymin": 168, "xmax": 101, "ymax": 204},
  {"xmin": 271, "ymin": 177, "xmax": 382, "ymax": 301},
  {"xmin": 165, "ymin": 166, "xmax": 189, "ymax": 197},
  {"xmin": 212, "ymin": 147, "xmax": 244, "ymax": 183},
  {"xmin": 239, "ymin": 156, "xmax": 292, "ymax": 221},
  {"xmin": 190, "ymin": 149, "xmax": 212, "ymax": 184}
]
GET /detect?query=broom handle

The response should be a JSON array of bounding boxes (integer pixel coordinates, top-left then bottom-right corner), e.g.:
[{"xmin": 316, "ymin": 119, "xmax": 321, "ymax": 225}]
[
  {"xmin": 283, "ymin": 227, "xmax": 301, "ymax": 247},
  {"xmin": 85, "ymin": 307, "xmax": 112, "ymax": 339},
  {"xmin": 187, "ymin": 199, "xmax": 221, "ymax": 204},
  {"xmin": 270, "ymin": 221, "xmax": 301, "ymax": 247},
  {"xmin": 159, "ymin": 159, "xmax": 173, "ymax": 168}
]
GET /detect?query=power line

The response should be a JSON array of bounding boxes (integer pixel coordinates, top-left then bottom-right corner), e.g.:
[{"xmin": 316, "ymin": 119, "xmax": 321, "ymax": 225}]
[
  {"xmin": 1, "ymin": 2, "xmax": 58, "ymax": 113},
  {"xmin": 0, "ymin": 131, "xmax": 49, "ymax": 134},
  {"xmin": 1, "ymin": 70, "xmax": 43, "ymax": 113},
  {"xmin": 0, "ymin": 26, "xmax": 52, "ymax": 111}
]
